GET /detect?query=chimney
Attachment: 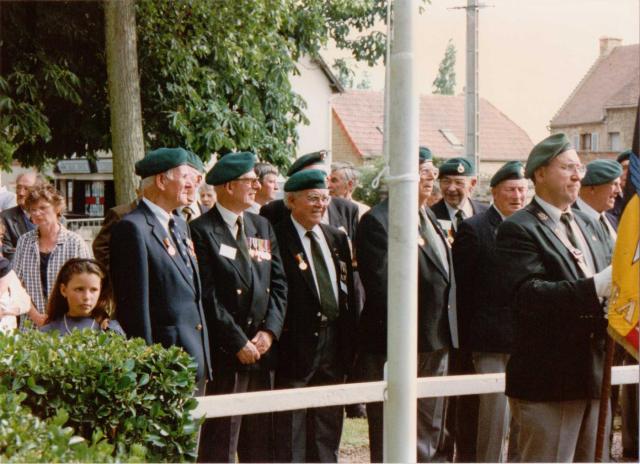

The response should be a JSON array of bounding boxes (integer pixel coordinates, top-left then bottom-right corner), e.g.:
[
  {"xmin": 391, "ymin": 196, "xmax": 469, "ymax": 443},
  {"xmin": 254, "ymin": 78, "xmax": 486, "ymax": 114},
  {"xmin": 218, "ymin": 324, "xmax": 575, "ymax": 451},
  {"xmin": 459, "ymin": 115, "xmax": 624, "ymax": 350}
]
[{"xmin": 599, "ymin": 37, "xmax": 622, "ymax": 57}]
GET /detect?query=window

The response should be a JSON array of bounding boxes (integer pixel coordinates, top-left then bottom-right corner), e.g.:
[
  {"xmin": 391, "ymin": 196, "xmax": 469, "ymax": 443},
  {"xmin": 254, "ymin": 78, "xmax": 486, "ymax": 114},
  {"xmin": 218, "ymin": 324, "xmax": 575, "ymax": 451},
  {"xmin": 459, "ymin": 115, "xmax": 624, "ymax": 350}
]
[
  {"xmin": 573, "ymin": 135, "xmax": 580, "ymax": 150},
  {"xmin": 609, "ymin": 132, "xmax": 621, "ymax": 151},
  {"xmin": 580, "ymin": 133, "xmax": 592, "ymax": 151},
  {"xmin": 591, "ymin": 133, "xmax": 599, "ymax": 152}
]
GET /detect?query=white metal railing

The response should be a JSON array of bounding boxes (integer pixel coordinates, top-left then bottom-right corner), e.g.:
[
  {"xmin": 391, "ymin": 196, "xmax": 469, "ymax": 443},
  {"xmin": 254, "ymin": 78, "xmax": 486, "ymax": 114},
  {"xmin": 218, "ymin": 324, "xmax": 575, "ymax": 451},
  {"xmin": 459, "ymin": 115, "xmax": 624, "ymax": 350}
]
[{"xmin": 192, "ymin": 364, "xmax": 639, "ymax": 419}]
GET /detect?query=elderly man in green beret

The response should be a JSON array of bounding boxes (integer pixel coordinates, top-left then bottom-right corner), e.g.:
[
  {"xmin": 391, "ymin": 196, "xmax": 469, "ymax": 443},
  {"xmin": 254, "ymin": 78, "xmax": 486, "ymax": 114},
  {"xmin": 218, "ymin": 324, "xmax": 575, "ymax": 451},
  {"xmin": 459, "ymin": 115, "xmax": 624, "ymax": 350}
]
[
  {"xmin": 452, "ymin": 160, "xmax": 528, "ymax": 463},
  {"xmin": 271, "ymin": 169, "xmax": 356, "ymax": 462},
  {"xmin": 495, "ymin": 133, "xmax": 614, "ymax": 462},
  {"xmin": 574, "ymin": 159, "xmax": 622, "ymax": 243},
  {"xmin": 190, "ymin": 152, "xmax": 288, "ymax": 463},
  {"xmin": 110, "ymin": 147, "xmax": 212, "ymax": 384}
]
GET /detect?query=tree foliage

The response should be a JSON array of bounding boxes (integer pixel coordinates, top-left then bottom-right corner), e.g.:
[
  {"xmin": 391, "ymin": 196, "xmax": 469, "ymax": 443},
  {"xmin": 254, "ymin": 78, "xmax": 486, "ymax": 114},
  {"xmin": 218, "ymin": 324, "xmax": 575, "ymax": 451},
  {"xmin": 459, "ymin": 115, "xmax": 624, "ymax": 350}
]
[
  {"xmin": 432, "ymin": 39, "xmax": 456, "ymax": 96},
  {"xmin": 1, "ymin": 0, "xmax": 427, "ymax": 170}
]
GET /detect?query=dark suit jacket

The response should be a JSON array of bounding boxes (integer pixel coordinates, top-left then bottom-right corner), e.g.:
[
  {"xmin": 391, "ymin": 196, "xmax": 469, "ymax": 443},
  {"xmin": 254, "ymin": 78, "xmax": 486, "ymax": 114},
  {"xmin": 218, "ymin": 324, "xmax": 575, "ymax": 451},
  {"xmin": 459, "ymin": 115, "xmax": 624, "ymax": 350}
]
[
  {"xmin": 190, "ymin": 207, "xmax": 287, "ymax": 373},
  {"xmin": 0, "ymin": 206, "xmax": 32, "ymax": 261},
  {"xmin": 496, "ymin": 199, "xmax": 612, "ymax": 401},
  {"xmin": 356, "ymin": 200, "xmax": 454, "ymax": 356},
  {"xmin": 260, "ymin": 197, "xmax": 360, "ymax": 240},
  {"xmin": 110, "ymin": 201, "xmax": 212, "ymax": 381},
  {"xmin": 431, "ymin": 198, "xmax": 488, "ymax": 231},
  {"xmin": 92, "ymin": 201, "xmax": 137, "ymax": 272},
  {"xmin": 274, "ymin": 218, "xmax": 356, "ymax": 380},
  {"xmin": 453, "ymin": 205, "xmax": 514, "ymax": 353}
]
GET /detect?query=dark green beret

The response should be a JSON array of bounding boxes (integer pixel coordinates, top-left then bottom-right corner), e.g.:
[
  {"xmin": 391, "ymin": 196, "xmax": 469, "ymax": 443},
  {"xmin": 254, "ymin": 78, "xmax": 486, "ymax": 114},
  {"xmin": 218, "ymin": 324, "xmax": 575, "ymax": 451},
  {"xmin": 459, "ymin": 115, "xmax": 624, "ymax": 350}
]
[
  {"xmin": 617, "ymin": 149, "xmax": 633, "ymax": 163},
  {"xmin": 581, "ymin": 159, "xmax": 623, "ymax": 186},
  {"xmin": 135, "ymin": 147, "xmax": 190, "ymax": 178},
  {"xmin": 490, "ymin": 161, "xmax": 526, "ymax": 187},
  {"xmin": 525, "ymin": 133, "xmax": 572, "ymax": 178},
  {"xmin": 419, "ymin": 146, "xmax": 433, "ymax": 163},
  {"xmin": 206, "ymin": 152, "xmax": 256, "ymax": 186},
  {"xmin": 439, "ymin": 157, "xmax": 475, "ymax": 177},
  {"xmin": 287, "ymin": 151, "xmax": 327, "ymax": 176},
  {"xmin": 284, "ymin": 169, "xmax": 327, "ymax": 192},
  {"xmin": 187, "ymin": 151, "xmax": 205, "ymax": 173}
]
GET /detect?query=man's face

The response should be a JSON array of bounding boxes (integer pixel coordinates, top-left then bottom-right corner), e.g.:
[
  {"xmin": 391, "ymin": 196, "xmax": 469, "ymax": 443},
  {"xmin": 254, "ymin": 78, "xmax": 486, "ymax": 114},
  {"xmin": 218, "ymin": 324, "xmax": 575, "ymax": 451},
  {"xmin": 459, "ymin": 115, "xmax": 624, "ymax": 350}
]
[
  {"xmin": 535, "ymin": 149, "xmax": 584, "ymax": 209},
  {"xmin": 418, "ymin": 162, "xmax": 438, "ymax": 205},
  {"xmin": 289, "ymin": 189, "xmax": 330, "ymax": 229},
  {"xmin": 328, "ymin": 169, "xmax": 350, "ymax": 198},
  {"xmin": 16, "ymin": 174, "xmax": 37, "ymax": 208},
  {"xmin": 439, "ymin": 175, "xmax": 476, "ymax": 208},
  {"xmin": 199, "ymin": 188, "xmax": 216, "ymax": 208},
  {"xmin": 227, "ymin": 170, "xmax": 260, "ymax": 209},
  {"xmin": 259, "ymin": 173, "xmax": 279, "ymax": 201},
  {"xmin": 581, "ymin": 178, "xmax": 622, "ymax": 213},
  {"xmin": 492, "ymin": 179, "xmax": 528, "ymax": 217},
  {"xmin": 619, "ymin": 160, "xmax": 629, "ymax": 190},
  {"xmin": 160, "ymin": 165, "xmax": 198, "ymax": 209}
]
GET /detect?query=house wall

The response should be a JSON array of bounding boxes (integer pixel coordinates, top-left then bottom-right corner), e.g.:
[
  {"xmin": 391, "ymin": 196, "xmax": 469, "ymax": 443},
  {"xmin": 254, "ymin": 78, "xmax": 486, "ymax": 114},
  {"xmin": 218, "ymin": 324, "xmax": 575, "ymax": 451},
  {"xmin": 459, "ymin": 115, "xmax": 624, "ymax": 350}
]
[
  {"xmin": 290, "ymin": 55, "xmax": 334, "ymax": 160},
  {"xmin": 331, "ymin": 112, "xmax": 364, "ymax": 167}
]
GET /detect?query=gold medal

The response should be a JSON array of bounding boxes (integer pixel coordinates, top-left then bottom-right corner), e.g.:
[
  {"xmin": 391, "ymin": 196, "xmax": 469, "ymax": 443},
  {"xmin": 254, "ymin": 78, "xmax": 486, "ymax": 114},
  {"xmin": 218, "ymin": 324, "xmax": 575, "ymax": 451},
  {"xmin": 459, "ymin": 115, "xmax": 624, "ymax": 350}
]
[
  {"xmin": 295, "ymin": 253, "xmax": 308, "ymax": 271},
  {"xmin": 163, "ymin": 238, "xmax": 177, "ymax": 256}
]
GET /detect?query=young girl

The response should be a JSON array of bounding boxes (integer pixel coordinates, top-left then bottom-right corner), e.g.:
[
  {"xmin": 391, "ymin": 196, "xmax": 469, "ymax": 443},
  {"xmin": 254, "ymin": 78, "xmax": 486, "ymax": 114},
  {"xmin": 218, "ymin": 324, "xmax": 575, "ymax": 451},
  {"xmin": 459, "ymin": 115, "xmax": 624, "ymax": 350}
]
[{"xmin": 41, "ymin": 258, "xmax": 124, "ymax": 336}]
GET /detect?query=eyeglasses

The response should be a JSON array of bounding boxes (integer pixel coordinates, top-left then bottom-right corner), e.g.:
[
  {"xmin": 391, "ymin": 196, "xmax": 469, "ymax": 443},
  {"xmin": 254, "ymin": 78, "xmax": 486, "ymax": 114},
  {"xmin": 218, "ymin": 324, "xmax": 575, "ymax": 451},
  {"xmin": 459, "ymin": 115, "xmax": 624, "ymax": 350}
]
[
  {"xmin": 419, "ymin": 167, "xmax": 439, "ymax": 179},
  {"xmin": 233, "ymin": 177, "xmax": 261, "ymax": 185},
  {"xmin": 554, "ymin": 162, "xmax": 586, "ymax": 177},
  {"xmin": 306, "ymin": 194, "xmax": 331, "ymax": 205}
]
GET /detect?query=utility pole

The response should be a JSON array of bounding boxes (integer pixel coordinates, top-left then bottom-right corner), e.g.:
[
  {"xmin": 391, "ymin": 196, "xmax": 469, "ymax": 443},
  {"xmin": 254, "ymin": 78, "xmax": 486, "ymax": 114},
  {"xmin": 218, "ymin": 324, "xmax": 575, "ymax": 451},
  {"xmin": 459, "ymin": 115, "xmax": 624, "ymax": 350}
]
[
  {"xmin": 382, "ymin": 0, "xmax": 393, "ymax": 162},
  {"xmin": 384, "ymin": 0, "xmax": 419, "ymax": 461}
]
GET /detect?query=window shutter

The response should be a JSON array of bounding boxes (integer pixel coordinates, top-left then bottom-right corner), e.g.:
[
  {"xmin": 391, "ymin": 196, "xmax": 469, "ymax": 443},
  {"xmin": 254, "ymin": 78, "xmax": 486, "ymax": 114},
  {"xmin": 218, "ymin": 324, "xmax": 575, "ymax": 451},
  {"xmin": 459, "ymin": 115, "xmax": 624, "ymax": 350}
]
[
  {"xmin": 591, "ymin": 133, "xmax": 599, "ymax": 152},
  {"xmin": 573, "ymin": 135, "xmax": 580, "ymax": 150}
]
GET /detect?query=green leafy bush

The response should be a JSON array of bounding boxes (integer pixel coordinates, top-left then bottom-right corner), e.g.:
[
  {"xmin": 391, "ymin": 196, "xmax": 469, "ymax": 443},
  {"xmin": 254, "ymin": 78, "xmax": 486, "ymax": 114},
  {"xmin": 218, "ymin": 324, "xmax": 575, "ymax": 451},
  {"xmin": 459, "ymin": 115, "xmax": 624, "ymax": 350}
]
[
  {"xmin": 0, "ymin": 390, "xmax": 144, "ymax": 462},
  {"xmin": 0, "ymin": 329, "xmax": 201, "ymax": 462}
]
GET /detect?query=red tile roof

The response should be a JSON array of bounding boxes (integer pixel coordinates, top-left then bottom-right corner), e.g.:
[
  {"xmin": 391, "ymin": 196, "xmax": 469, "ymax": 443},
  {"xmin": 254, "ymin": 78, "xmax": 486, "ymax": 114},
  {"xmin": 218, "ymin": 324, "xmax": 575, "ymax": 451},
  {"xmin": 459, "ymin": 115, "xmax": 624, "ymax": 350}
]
[
  {"xmin": 551, "ymin": 44, "xmax": 640, "ymax": 127},
  {"xmin": 331, "ymin": 90, "xmax": 533, "ymax": 161}
]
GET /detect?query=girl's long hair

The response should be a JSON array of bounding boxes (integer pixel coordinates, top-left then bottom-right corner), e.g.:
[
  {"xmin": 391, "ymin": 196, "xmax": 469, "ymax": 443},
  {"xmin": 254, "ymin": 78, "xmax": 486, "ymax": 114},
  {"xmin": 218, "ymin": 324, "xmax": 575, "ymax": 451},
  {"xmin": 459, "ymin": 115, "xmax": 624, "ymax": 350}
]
[{"xmin": 45, "ymin": 258, "xmax": 113, "ymax": 325}]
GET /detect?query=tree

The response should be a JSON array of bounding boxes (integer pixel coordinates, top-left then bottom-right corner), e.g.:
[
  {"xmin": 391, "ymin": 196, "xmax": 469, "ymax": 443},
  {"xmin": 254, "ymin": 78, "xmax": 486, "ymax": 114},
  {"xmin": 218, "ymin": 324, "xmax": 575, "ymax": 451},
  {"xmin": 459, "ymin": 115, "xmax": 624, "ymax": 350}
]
[
  {"xmin": 432, "ymin": 39, "xmax": 456, "ymax": 95},
  {"xmin": 105, "ymin": 0, "xmax": 145, "ymax": 204},
  {"xmin": 1, "ymin": 0, "xmax": 428, "ymax": 172}
]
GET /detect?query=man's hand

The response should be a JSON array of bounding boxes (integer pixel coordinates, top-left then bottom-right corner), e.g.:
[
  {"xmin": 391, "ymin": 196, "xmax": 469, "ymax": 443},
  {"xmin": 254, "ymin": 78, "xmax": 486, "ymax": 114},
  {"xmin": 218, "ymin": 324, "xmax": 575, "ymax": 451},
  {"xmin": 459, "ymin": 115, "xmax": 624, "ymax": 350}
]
[
  {"xmin": 236, "ymin": 341, "xmax": 261, "ymax": 364},
  {"xmin": 251, "ymin": 330, "xmax": 274, "ymax": 355},
  {"xmin": 28, "ymin": 306, "xmax": 46, "ymax": 327}
]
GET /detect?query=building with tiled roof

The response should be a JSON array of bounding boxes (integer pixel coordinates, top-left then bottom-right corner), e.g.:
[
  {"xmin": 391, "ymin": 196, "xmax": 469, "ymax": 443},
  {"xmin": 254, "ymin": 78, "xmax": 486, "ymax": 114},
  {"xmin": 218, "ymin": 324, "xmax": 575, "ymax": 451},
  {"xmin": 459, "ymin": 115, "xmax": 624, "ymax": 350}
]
[
  {"xmin": 331, "ymin": 90, "xmax": 533, "ymax": 175},
  {"xmin": 550, "ymin": 37, "xmax": 639, "ymax": 159}
]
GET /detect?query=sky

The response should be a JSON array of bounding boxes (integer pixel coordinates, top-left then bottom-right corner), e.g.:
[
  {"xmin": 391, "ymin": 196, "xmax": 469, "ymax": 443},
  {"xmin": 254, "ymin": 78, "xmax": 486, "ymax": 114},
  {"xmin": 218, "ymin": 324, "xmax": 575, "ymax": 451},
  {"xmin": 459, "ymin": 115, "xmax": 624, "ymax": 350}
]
[{"xmin": 326, "ymin": 0, "xmax": 640, "ymax": 143}]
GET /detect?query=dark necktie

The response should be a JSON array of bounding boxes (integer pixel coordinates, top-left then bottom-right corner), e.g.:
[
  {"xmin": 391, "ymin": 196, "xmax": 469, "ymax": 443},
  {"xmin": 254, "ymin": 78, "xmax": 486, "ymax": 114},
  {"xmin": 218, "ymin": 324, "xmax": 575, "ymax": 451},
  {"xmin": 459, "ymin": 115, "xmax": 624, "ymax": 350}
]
[
  {"xmin": 306, "ymin": 231, "xmax": 339, "ymax": 321},
  {"xmin": 599, "ymin": 215, "xmax": 611, "ymax": 234},
  {"xmin": 560, "ymin": 212, "xmax": 580, "ymax": 249},
  {"xmin": 236, "ymin": 216, "xmax": 251, "ymax": 261},
  {"xmin": 169, "ymin": 219, "xmax": 193, "ymax": 278},
  {"xmin": 183, "ymin": 206, "xmax": 194, "ymax": 223},
  {"xmin": 455, "ymin": 209, "xmax": 465, "ymax": 231}
]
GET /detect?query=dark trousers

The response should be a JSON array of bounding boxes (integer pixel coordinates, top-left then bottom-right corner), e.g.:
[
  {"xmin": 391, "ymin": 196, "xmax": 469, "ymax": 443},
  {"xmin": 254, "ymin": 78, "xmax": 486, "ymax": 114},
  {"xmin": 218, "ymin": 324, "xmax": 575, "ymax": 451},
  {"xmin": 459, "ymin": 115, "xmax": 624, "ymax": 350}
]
[
  {"xmin": 440, "ymin": 348, "xmax": 479, "ymax": 462},
  {"xmin": 274, "ymin": 324, "xmax": 344, "ymax": 463},
  {"xmin": 357, "ymin": 350, "xmax": 449, "ymax": 463},
  {"xmin": 198, "ymin": 368, "xmax": 274, "ymax": 463}
]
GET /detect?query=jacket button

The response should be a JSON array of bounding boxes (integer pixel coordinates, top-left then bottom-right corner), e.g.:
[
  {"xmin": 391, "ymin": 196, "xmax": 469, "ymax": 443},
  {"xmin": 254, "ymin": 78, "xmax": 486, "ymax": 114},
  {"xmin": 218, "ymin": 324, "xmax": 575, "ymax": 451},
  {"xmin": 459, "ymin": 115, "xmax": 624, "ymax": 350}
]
[
  {"xmin": 266, "ymin": 288, "xmax": 270, "ymax": 293},
  {"xmin": 196, "ymin": 324, "xmax": 203, "ymax": 331},
  {"xmin": 317, "ymin": 312, "xmax": 322, "ymax": 317},
  {"xmin": 236, "ymin": 289, "xmax": 242, "ymax": 295},
  {"xmin": 314, "ymin": 332, "xmax": 319, "ymax": 337},
  {"xmin": 247, "ymin": 318, "xmax": 253, "ymax": 326}
]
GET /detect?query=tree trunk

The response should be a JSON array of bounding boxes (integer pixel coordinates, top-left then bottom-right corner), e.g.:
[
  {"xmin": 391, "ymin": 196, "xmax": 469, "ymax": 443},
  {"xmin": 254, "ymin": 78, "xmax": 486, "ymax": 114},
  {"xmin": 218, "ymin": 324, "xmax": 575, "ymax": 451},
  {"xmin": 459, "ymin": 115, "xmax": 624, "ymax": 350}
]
[{"xmin": 104, "ymin": 0, "xmax": 144, "ymax": 205}]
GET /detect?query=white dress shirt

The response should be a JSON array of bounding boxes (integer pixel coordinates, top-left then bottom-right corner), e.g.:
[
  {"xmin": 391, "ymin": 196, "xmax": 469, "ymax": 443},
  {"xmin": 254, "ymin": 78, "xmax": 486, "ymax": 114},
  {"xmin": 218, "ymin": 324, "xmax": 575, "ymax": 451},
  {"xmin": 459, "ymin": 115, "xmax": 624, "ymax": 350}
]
[{"xmin": 142, "ymin": 197, "xmax": 172, "ymax": 236}]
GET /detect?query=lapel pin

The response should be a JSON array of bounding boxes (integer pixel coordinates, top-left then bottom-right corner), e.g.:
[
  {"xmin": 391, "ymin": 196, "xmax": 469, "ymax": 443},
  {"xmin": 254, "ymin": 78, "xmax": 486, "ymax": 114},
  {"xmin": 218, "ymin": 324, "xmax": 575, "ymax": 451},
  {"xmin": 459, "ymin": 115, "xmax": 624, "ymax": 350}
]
[
  {"xmin": 418, "ymin": 236, "xmax": 425, "ymax": 247},
  {"xmin": 537, "ymin": 211, "xmax": 549, "ymax": 221},
  {"xmin": 295, "ymin": 253, "xmax": 308, "ymax": 271}
]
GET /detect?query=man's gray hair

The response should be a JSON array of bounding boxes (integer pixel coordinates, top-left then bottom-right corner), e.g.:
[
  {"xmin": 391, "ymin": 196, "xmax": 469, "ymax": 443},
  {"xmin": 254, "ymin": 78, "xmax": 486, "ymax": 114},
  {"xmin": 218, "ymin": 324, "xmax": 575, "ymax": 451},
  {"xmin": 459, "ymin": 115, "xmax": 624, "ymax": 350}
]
[
  {"xmin": 283, "ymin": 191, "xmax": 298, "ymax": 210},
  {"xmin": 331, "ymin": 161, "xmax": 360, "ymax": 184},
  {"xmin": 254, "ymin": 162, "xmax": 278, "ymax": 181}
]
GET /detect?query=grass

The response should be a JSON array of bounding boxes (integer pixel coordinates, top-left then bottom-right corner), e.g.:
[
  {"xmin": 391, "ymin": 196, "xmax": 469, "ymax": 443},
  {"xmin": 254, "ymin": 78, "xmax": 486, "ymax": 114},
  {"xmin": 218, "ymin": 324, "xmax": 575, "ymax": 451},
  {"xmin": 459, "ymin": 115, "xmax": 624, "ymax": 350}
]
[{"xmin": 340, "ymin": 417, "xmax": 370, "ymax": 463}]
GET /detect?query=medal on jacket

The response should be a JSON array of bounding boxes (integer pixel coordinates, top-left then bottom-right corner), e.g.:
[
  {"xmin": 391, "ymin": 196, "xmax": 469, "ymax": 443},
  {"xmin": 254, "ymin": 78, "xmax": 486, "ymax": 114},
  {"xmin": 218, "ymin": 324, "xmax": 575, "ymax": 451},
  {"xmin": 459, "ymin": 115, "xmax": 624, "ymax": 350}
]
[
  {"xmin": 186, "ymin": 238, "xmax": 196, "ymax": 257},
  {"xmin": 418, "ymin": 236, "xmax": 425, "ymax": 247},
  {"xmin": 163, "ymin": 237, "xmax": 176, "ymax": 256},
  {"xmin": 295, "ymin": 252, "xmax": 308, "ymax": 271}
]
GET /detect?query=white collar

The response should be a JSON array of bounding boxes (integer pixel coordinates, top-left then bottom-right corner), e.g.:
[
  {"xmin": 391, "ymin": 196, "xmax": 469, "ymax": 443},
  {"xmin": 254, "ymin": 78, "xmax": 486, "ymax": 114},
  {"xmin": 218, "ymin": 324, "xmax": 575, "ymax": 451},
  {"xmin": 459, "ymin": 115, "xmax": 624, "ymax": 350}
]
[
  {"xmin": 445, "ymin": 198, "xmax": 472, "ymax": 219},
  {"xmin": 142, "ymin": 197, "xmax": 172, "ymax": 229},
  {"xmin": 215, "ymin": 202, "xmax": 241, "ymax": 229},
  {"xmin": 291, "ymin": 215, "xmax": 322, "ymax": 239},
  {"xmin": 534, "ymin": 195, "xmax": 570, "ymax": 225}
]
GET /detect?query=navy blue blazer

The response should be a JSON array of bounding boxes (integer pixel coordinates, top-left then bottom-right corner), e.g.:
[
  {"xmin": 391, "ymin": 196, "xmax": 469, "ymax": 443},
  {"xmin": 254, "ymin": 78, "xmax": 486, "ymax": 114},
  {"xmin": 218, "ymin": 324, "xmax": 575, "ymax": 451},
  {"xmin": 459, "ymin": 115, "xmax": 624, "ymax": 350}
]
[
  {"xmin": 110, "ymin": 201, "xmax": 212, "ymax": 381},
  {"xmin": 453, "ymin": 205, "xmax": 514, "ymax": 353},
  {"xmin": 190, "ymin": 207, "xmax": 287, "ymax": 373},
  {"xmin": 496, "ymin": 199, "xmax": 612, "ymax": 401}
]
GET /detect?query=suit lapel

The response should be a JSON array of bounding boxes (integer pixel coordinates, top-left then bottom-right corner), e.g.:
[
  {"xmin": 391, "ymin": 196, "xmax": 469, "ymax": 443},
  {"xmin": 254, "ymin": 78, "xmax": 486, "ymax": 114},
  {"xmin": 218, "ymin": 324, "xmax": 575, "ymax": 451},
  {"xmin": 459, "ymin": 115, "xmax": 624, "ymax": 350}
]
[
  {"xmin": 487, "ymin": 206, "xmax": 503, "ymax": 238},
  {"xmin": 421, "ymin": 209, "xmax": 450, "ymax": 280},
  {"xmin": 285, "ymin": 218, "xmax": 321, "ymax": 304},
  {"xmin": 209, "ymin": 207, "xmax": 252, "ymax": 287},
  {"xmin": 527, "ymin": 200, "xmax": 581, "ymax": 280},
  {"xmin": 574, "ymin": 213, "xmax": 607, "ymax": 272},
  {"xmin": 141, "ymin": 203, "xmax": 196, "ymax": 291}
]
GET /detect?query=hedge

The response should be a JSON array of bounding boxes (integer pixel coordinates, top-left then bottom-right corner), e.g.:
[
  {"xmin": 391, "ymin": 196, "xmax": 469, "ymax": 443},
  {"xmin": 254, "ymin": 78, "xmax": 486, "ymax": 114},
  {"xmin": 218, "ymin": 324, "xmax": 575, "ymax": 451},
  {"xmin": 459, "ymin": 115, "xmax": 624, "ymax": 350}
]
[{"xmin": 0, "ymin": 329, "xmax": 201, "ymax": 462}]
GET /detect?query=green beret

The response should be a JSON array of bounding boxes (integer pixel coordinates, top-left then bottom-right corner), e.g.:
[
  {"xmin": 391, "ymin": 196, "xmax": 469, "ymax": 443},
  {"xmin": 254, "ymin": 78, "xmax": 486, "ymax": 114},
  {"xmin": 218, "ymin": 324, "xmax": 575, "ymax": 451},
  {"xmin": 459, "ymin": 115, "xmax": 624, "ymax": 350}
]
[
  {"xmin": 617, "ymin": 149, "xmax": 633, "ymax": 163},
  {"xmin": 581, "ymin": 159, "xmax": 623, "ymax": 186},
  {"xmin": 284, "ymin": 169, "xmax": 327, "ymax": 192},
  {"xmin": 439, "ymin": 157, "xmax": 475, "ymax": 177},
  {"xmin": 187, "ymin": 151, "xmax": 205, "ymax": 173},
  {"xmin": 135, "ymin": 147, "xmax": 190, "ymax": 178},
  {"xmin": 419, "ymin": 146, "xmax": 433, "ymax": 163},
  {"xmin": 490, "ymin": 161, "xmax": 526, "ymax": 187},
  {"xmin": 287, "ymin": 151, "xmax": 327, "ymax": 176},
  {"xmin": 206, "ymin": 152, "xmax": 256, "ymax": 186},
  {"xmin": 525, "ymin": 133, "xmax": 572, "ymax": 178}
]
